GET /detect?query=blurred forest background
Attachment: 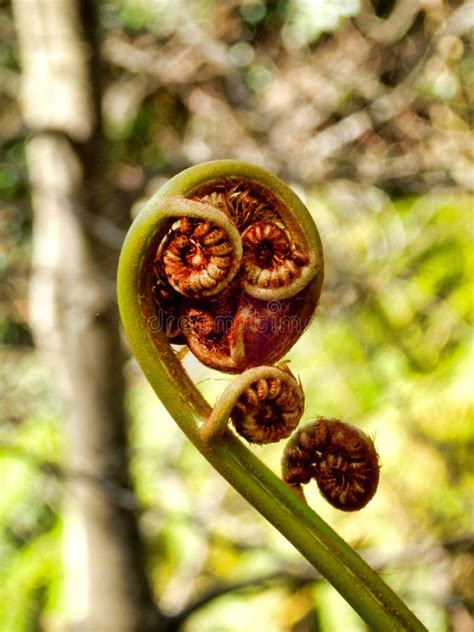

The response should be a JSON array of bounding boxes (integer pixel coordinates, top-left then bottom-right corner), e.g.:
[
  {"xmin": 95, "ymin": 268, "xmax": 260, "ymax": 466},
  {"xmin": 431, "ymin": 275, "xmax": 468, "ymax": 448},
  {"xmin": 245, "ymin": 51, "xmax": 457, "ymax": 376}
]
[{"xmin": 0, "ymin": 0, "xmax": 473, "ymax": 631}]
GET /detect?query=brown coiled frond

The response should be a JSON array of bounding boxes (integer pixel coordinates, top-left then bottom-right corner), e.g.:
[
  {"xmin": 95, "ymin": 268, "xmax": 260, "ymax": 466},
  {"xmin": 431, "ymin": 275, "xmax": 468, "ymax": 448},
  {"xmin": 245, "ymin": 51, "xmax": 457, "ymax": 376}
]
[
  {"xmin": 230, "ymin": 366, "xmax": 304, "ymax": 444},
  {"xmin": 241, "ymin": 221, "xmax": 310, "ymax": 292},
  {"xmin": 145, "ymin": 177, "xmax": 322, "ymax": 373},
  {"xmin": 182, "ymin": 286, "xmax": 239, "ymax": 372},
  {"xmin": 192, "ymin": 182, "xmax": 278, "ymax": 230},
  {"xmin": 200, "ymin": 364, "xmax": 305, "ymax": 444},
  {"xmin": 157, "ymin": 217, "xmax": 237, "ymax": 298},
  {"xmin": 282, "ymin": 418, "xmax": 380, "ymax": 511}
]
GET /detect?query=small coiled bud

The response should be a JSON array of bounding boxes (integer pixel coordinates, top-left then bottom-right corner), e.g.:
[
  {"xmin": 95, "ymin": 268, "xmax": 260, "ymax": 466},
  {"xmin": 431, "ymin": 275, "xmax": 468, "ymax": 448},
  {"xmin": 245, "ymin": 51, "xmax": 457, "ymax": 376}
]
[
  {"xmin": 230, "ymin": 365, "xmax": 304, "ymax": 444},
  {"xmin": 282, "ymin": 418, "xmax": 380, "ymax": 511},
  {"xmin": 241, "ymin": 221, "xmax": 310, "ymax": 296},
  {"xmin": 200, "ymin": 364, "xmax": 304, "ymax": 445},
  {"xmin": 157, "ymin": 215, "xmax": 240, "ymax": 298}
]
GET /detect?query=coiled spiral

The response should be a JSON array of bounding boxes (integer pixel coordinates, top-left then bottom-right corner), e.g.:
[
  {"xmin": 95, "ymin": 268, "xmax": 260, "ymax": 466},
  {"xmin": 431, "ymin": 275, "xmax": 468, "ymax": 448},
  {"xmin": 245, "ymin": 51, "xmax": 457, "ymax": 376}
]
[
  {"xmin": 148, "ymin": 179, "xmax": 323, "ymax": 373},
  {"xmin": 230, "ymin": 365, "xmax": 304, "ymax": 444},
  {"xmin": 282, "ymin": 418, "xmax": 380, "ymax": 511},
  {"xmin": 200, "ymin": 365, "xmax": 304, "ymax": 445}
]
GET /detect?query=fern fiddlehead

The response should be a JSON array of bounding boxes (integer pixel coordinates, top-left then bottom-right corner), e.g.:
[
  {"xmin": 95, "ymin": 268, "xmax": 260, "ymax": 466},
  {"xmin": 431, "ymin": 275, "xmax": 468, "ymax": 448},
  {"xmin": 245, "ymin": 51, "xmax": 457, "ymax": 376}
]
[{"xmin": 118, "ymin": 159, "xmax": 427, "ymax": 632}]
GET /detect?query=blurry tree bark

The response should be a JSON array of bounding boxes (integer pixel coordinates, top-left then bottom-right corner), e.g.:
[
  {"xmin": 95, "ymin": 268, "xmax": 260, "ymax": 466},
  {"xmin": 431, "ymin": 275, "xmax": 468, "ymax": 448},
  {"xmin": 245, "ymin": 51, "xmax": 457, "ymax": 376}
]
[{"xmin": 12, "ymin": 1, "xmax": 162, "ymax": 630}]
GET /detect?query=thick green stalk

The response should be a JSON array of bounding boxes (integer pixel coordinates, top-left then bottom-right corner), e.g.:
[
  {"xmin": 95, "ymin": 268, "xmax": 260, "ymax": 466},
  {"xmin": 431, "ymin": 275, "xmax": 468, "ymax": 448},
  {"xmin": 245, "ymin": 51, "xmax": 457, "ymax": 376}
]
[{"xmin": 118, "ymin": 160, "xmax": 427, "ymax": 631}]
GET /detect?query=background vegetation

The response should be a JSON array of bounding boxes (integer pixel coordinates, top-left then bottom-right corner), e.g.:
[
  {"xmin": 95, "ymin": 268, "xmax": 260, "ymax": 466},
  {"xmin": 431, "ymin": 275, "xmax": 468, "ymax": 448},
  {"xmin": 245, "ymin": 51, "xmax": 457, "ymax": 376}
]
[{"xmin": 0, "ymin": 1, "xmax": 472, "ymax": 631}]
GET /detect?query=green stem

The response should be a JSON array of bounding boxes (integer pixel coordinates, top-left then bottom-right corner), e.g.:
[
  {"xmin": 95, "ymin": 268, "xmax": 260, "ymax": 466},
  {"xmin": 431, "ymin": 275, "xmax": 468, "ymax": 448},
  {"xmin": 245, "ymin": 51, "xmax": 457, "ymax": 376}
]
[{"xmin": 118, "ymin": 160, "xmax": 427, "ymax": 632}]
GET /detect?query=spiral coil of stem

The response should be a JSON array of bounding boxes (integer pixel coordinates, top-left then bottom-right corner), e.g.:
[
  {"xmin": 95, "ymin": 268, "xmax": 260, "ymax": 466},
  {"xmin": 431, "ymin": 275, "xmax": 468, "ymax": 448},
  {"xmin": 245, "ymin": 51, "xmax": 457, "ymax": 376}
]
[
  {"xmin": 282, "ymin": 418, "xmax": 380, "ymax": 511},
  {"xmin": 200, "ymin": 364, "xmax": 304, "ymax": 444},
  {"xmin": 118, "ymin": 160, "xmax": 427, "ymax": 632}
]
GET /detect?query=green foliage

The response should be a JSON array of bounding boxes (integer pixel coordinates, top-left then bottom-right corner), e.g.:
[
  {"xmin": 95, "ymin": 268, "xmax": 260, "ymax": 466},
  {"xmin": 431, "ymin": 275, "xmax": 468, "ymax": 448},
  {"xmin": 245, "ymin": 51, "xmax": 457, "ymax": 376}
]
[{"xmin": 0, "ymin": 405, "xmax": 63, "ymax": 631}]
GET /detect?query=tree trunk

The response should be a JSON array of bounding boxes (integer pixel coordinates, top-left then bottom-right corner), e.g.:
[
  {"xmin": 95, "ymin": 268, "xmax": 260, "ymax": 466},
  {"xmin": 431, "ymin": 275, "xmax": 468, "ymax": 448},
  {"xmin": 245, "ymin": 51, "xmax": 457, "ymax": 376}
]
[{"xmin": 12, "ymin": 1, "xmax": 163, "ymax": 629}]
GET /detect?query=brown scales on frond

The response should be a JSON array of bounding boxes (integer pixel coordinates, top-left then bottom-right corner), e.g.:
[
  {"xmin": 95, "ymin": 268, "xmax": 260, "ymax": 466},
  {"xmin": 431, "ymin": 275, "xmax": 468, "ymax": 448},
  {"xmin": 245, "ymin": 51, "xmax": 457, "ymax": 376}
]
[{"xmin": 191, "ymin": 181, "xmax": 281, "ymax": 230}]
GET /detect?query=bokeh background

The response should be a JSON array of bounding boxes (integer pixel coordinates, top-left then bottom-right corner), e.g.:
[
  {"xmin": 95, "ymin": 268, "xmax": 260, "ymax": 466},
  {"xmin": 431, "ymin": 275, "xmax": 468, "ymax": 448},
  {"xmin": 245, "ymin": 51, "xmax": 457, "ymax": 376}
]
[{"xmin": 0, "ymin": 1, "xmax": 473, "ymax": 631}]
